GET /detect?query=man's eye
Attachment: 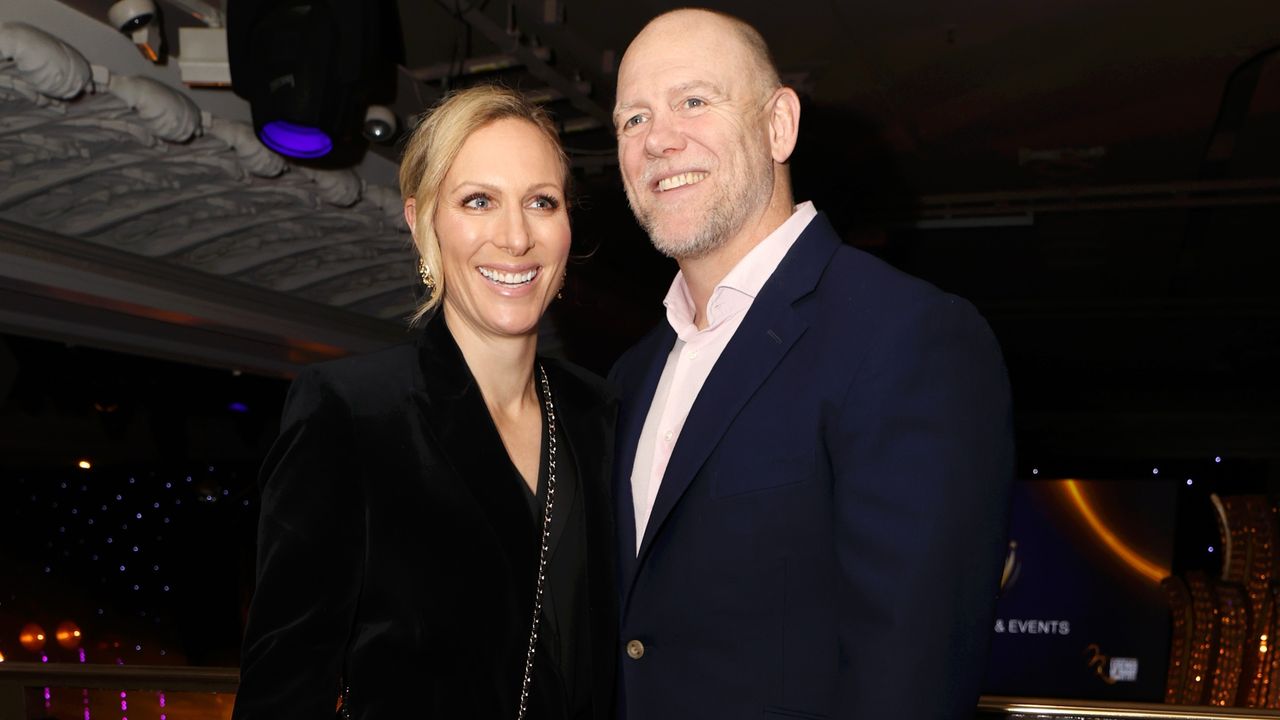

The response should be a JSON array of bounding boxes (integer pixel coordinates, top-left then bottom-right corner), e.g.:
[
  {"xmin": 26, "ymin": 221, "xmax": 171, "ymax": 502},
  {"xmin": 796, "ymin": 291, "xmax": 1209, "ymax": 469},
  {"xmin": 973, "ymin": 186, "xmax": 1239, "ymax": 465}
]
[
  {"xmin": 624, "ymin": 114, "xmax": 647, "ymax": 129},
  {"xmin": 683, "ymin": 97, "xmax": 706, "ymax": 109},
  {"xmin": 462, "ymin": 194, "xmax": 491, "ymax": 209}
]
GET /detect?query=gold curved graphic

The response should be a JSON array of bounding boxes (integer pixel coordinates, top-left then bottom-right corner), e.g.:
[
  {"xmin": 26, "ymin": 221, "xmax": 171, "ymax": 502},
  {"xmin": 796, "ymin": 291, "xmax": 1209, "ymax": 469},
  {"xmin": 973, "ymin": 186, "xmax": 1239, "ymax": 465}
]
[{"xmin": 1060, "ymin": 478, "xmax": 1170, "ymax": 584}]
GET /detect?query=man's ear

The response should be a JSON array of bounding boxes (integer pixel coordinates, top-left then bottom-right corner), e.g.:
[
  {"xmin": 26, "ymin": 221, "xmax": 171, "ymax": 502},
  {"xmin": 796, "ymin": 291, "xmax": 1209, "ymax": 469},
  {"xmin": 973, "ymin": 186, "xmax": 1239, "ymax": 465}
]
[
  {"xmin": 403, "ymin": 197, "xmax": 418, "ymax": 233},
  {"xmin": 768, "ymin": 86, "xmax": 801, "ymax": 164}
]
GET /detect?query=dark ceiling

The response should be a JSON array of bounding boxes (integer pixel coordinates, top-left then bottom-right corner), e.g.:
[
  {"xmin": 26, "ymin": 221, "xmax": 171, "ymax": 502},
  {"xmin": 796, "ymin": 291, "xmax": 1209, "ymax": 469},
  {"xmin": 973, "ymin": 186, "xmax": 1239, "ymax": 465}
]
[
  {"xmin": 387, "ymin": 0, "xmax": 1280, "ymax": 187},
  {"xmin": 12, "ymin": 0, "xmax": 1280, "ymax": 472},
  {"xmin": 380, "ymin": 0, "xmax": 1280, "ymax": 468}
]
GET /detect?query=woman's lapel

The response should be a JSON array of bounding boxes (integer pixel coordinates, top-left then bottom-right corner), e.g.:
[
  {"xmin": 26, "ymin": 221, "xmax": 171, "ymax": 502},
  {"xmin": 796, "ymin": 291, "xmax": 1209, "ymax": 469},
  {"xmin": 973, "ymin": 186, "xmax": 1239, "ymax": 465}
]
[
  {"xmin": 545, "ymin": 361, "xmax": 619, "ymax": 717},
  {"xmin": 542, "ymin": 362, "xmax": 606, "ymax": 559},
  {"xmin": 410, "ymin": 312, "xmax": 538, "ymax": 582}
]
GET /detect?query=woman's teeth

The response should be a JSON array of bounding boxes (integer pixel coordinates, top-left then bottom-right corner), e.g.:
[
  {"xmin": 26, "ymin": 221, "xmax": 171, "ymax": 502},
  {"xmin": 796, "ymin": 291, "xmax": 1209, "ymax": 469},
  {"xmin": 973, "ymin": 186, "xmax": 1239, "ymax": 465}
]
[
  {"xmin": 657, "ymin": 171, "xmax": 708, "ymax": 191},
  {"xmin": 478, "ymin": 267, "xmax": 538, "ymax": 285}
]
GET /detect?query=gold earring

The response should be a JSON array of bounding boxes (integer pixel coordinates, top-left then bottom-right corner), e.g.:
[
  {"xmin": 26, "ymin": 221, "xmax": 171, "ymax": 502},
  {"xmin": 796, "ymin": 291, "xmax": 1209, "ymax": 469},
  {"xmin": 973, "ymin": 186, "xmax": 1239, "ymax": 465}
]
[
  {"xmin": 418, "ymin": 258, "xmax": 436, "ymax": 291},
  {"xmin": 557, "ymin": 269, "xmax": 566, "ymax": 300}
]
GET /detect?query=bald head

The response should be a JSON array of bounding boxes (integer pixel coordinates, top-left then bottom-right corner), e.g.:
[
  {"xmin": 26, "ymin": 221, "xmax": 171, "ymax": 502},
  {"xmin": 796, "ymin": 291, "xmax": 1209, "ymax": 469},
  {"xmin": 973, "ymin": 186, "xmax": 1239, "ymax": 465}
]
[
  {"xmin": 621, "ymin": 9, "xmax": 781, "ymax": 102},
  {"xmin": 613, "ymin": 7, "xmax": 801, "ymax": 267}
]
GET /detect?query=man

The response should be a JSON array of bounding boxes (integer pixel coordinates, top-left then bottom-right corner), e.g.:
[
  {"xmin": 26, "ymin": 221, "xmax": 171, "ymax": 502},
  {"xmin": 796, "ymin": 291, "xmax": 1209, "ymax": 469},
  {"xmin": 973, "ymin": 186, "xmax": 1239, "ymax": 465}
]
[{"xmin": 608, "ymin": 8, "xmax": 1014, "ymax": 720}]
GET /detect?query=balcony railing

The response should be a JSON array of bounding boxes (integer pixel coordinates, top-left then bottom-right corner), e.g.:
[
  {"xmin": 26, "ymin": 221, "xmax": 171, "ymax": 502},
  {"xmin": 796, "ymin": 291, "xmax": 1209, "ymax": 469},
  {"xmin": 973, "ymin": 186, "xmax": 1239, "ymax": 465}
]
[
  {"xmin": 0, "ymin": 661, "xmax": 238, "ymax": 719},
  {"xmin": 4, "ymin": 663, "xmax": 1280, "ymax": 720},
  {"xmin": 978, "ymin": 695, "xmax": 1280, "ymax": 719}
]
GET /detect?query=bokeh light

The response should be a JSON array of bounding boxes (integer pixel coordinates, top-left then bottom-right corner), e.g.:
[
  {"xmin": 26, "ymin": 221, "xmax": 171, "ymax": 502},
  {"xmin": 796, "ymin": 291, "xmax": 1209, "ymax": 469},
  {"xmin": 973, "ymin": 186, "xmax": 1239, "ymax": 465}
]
[
  {"xmin": 55, "ymin": 621, "xmax": 83, "ymax": 649},
  {"xmin": 19, "ymin": 623, "xmax": 47, "ymax": 652}
]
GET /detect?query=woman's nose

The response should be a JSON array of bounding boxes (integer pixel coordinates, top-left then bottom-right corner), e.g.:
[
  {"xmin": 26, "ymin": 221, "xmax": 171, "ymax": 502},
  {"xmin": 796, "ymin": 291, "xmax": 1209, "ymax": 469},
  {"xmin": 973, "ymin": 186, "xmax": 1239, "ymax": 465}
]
[{"xmin": 495, "ymin": 207, "xmax": 532, "ymax": 255}]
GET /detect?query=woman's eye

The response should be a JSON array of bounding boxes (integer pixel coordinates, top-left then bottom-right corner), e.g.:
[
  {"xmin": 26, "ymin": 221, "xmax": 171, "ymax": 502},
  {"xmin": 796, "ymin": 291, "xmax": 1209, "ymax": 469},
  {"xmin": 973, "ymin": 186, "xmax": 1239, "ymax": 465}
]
[
  {"xmin": 530, "ymin": 195, "xmax": 561, "ymax": 211},
  {"xmin": 462, "ymin": 194, "xmax": 491, "ymax": 209}
]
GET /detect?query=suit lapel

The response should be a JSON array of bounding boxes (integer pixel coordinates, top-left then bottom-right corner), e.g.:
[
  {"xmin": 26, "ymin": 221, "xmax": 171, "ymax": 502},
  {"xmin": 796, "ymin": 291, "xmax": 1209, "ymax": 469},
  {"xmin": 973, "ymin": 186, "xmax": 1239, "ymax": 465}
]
[
  {"xmin": 634, "ymin": 305, "xmax": 806, "ymax": 560},
  {"xmin": 634, "ymin": 214, "xmax": 843, "ymax": 564},
  {"xmin": 411, "ymin": 312, "xmax": 539, "ymax": 590},
  {"xmin": 613, "ymin": 324, "xmax": 676, "ymax": 585}
]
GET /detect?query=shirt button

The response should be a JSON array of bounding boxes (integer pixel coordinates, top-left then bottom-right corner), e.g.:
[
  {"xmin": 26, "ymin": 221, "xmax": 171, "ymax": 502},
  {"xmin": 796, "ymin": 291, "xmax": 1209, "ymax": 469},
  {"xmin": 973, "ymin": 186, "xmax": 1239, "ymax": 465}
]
[
  {"xmin": 626, "ymin": 640, "xmax": 645, "ymax": 660},
  {"xmin": 688, "ymin": 350, "xmax": 699, "ymax": 359},
  {"xmin": 663, "ymin": 430, "xmax": 673, "ymax": 442}
]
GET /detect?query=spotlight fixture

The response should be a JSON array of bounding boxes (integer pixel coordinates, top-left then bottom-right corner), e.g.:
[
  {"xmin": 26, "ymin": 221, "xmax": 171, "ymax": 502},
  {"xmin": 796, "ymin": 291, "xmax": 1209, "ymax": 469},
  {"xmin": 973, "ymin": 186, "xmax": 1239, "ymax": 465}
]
[
  {"xmin": 362, "ymin": 104, "xmax": 397, "ymax": 143},
  {"xmin": 227, "ymin": 0, "xmax": 401, "ymax": 163},
  {"xmin": 108, "ymin": 0, "xmax": 156, "ymax": 32},
  {"xmin": 109, "ymin": 0, "xmax": 164, "ymax": 62}
]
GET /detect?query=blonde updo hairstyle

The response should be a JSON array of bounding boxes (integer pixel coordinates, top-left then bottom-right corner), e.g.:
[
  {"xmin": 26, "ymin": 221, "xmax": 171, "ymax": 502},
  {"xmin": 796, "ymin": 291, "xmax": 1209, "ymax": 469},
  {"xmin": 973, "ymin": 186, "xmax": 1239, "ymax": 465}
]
[{"xmin": 399, "ymin": 84, "xmax": 570, "ymax": 324}]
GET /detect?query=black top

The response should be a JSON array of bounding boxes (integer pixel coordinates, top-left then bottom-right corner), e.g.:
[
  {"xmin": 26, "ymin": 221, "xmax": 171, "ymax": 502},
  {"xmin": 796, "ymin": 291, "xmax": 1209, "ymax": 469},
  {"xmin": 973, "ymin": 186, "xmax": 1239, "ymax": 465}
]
[
  {"xmin": 232, "ymin": 312, "xmax": 618, "ymax": 720},
  {"xmin": 521, "ymin": 378, "xmax": 591, "ymax": 719}
]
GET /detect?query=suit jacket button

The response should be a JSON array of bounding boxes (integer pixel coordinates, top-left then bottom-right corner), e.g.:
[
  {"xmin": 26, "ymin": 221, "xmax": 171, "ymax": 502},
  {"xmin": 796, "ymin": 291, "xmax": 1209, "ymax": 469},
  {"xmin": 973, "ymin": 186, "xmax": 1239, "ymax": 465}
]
[{"xmin": 625, "ymin": 639, "xmax": 645, "ymax": 659}]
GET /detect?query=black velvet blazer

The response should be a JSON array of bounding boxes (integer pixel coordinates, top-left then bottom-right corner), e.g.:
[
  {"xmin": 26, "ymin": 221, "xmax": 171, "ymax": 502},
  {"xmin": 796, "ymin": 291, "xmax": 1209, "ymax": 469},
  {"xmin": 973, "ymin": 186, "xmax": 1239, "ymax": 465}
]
[{"xmin": 232, "ymin": 314, "xmax": 618, "ymax": 720}]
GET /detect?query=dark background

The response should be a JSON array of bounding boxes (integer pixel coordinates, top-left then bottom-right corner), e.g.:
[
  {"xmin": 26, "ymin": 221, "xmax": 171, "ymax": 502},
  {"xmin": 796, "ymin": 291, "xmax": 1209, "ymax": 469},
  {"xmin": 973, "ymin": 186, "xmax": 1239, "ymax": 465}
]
[{"xmin": 1, "ymin": 0, "xmax": 1278, "ymax": 699}]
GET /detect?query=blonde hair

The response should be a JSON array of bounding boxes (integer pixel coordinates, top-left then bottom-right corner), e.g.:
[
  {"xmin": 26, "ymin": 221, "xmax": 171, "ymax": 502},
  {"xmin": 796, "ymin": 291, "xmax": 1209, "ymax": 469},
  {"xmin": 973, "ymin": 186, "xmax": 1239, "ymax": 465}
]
[{"xmin": 399, "ymin": 84, "xmax": 570, "ymax": 324}]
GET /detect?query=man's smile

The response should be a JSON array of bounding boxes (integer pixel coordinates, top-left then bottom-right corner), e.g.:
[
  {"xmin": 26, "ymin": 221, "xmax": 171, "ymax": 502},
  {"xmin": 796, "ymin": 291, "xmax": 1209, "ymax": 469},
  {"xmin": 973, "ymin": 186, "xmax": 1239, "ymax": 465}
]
[{"xmin": 656, "ymin": 171, "xmax": 709, "ymax": 192}]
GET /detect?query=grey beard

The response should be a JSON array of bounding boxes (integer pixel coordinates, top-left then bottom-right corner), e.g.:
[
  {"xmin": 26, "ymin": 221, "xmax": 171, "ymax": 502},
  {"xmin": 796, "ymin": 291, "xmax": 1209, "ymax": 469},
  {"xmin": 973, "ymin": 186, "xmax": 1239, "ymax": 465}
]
[
  {"xmin": 626, "ymin": 153, "xmax": 775, "ymax": 261},
  {"xmin": 637, "ymin": 203, "xmax": 733, "ymax": 261},
  {"xmin": 629, "ymin": 174, "xmax": 773, "ymax": 262}
]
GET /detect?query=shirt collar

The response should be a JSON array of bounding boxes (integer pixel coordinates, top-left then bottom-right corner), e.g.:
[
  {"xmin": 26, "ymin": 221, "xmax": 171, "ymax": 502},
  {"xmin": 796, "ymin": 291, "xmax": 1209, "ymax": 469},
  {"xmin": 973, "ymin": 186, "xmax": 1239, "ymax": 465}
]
[{"xmin": 663, "ymin": 202, "xmax": 818, "ymax": 336}]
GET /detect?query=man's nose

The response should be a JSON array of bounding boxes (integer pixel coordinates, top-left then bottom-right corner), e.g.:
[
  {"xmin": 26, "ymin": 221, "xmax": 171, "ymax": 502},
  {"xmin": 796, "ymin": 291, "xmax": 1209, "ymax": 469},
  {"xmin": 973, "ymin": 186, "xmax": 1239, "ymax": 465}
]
[{"xmin": 643, "ymin": 112, "xmax": 686, "ymax": 157}]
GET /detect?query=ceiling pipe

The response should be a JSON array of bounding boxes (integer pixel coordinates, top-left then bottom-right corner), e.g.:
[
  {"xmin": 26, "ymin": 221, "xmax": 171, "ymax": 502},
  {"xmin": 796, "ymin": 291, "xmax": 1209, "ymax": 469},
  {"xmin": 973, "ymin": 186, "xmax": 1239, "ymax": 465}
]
[
  {"xmin": 917, "ymin": 178, "xmax": 1280, "ymax": 220},
  {"xmin": 0, "ymin": 22, "xmax": 93, "ymax": 99},
  {"xmin": 1171, "ymin": 44, "xmax": 1280, "ymax": 288},
  {"xmin": 162, "ymin": 0, "xmax": 225, "ymax": 28},
  {"xmin": 1198, "ymin": 44, "xmax": 1280, "ymax": 180},
  {"xmin": 404, "ymin": 48, "xmax": 551, "ymax": 83},
  {"xmin": 452, "ymin": 1, "xmax": 612, "ymax": 128}
]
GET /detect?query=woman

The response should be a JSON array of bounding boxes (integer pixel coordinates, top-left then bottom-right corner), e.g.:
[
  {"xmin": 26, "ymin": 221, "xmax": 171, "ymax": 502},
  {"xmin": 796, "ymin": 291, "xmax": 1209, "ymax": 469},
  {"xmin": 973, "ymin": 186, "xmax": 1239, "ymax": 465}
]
[{"xmin": 232, "ymin": 86, "xmax": 617, "ymax": 720}]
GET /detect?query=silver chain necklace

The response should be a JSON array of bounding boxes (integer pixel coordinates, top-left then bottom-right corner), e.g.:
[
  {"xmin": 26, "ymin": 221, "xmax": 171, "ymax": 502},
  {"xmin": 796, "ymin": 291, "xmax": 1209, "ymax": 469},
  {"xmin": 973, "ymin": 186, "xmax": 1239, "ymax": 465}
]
[
  {"xmin": 516, "ymin": 363, "xmax": 557, "ymax": 720},
  {"xmin": 337, "ymin": 365, "xmax": 557, "ymax": 720}
]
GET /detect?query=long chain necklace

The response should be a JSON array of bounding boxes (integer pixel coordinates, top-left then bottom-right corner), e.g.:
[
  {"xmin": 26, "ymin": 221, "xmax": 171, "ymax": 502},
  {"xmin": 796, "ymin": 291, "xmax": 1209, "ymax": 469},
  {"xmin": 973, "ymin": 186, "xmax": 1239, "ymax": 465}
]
[
  {"xmin": 338, "ymin": 366, "xmax": 558, "ymax": 720},
  {"xmin": 516, "ymin": 363, "xmax": 557, "ymax": 720}
]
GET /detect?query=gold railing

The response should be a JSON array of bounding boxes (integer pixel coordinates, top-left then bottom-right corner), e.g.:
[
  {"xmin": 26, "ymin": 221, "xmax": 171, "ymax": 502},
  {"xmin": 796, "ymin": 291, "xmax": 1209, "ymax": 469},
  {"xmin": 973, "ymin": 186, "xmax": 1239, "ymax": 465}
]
[
  {"xmin": 978, "ymin": 696, "xmax": 1280, "ymax": 719},
  {"xmin": 4, "ymin": 666, "xmax": 1280, "ymax": 720}
]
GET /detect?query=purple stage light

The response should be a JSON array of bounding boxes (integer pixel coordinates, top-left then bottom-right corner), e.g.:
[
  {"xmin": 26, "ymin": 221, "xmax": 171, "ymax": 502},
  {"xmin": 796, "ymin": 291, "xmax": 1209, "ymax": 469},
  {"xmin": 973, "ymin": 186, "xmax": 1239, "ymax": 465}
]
[
  {"xmin": 228, "ymin": 402, "xmax": 249, "ymax": 413},
  {"xmin": 259, "ymin": 121, "xmax": 333, "ymax": 158}
]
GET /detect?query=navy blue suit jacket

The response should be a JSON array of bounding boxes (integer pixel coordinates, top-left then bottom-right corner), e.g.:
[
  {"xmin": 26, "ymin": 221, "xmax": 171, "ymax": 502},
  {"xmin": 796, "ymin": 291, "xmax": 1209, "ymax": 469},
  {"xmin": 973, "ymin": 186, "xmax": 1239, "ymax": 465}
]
[{"xmin": 609, "ymin": 213, "xmax": 1014, "ymax": 720}]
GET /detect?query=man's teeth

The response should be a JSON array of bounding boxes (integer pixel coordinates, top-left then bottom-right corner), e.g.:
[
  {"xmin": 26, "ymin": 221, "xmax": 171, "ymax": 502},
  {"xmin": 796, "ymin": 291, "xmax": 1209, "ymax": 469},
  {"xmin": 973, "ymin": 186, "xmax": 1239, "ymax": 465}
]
[
  {"xmin": 657, "ymin": 171, "xmax": 708, "ymax": 192},
  {"xmin": 478, "ymin": 267, "xmax": 537, "ymax": 285}
]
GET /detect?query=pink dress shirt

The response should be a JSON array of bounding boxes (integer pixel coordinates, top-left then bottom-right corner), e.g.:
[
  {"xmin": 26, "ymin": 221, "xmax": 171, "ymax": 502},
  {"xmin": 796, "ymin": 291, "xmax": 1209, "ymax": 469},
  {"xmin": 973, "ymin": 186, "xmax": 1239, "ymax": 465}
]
[{"xmin": 630, "ymin": 202, "xmax": 818, "ymax": 550}]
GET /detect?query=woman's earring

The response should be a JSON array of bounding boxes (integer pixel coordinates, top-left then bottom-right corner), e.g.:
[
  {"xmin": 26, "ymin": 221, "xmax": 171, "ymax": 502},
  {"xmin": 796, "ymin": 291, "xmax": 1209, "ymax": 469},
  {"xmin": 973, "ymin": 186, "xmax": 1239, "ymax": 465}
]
[
  {"xmin": 557, "ymin": 269, "xmax": 566, "ymax": 300},
  {"xmin": 418, "ymin": 258, "xmax": 436, "ymax": 291}
]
